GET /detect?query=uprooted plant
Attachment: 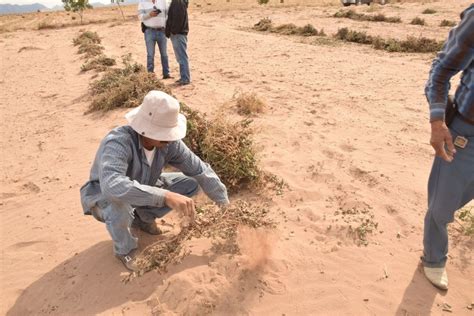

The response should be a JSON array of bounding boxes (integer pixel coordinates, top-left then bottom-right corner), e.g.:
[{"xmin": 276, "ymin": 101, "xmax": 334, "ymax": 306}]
[
  {"xmin": 333, "ymin": 9, "xmax": 401, "ymax": 23},
  {"xmin": 253, "ymin": 18, "xmax": 326, "ymax": 37},
  {"xmin": 87, "ymin": 55, "xmax": 169, "ymax": 112},
  {"xmin": 73, "ymin": 30, "xmax": 104, "ymax": 59},
  {"xmin": 81, "ymin": 55, "xmax": 116, "ymax": 72},
  {"xmin": 233, "ymin": 91, "xmax": 266, "ymax": 116},
  {"xmin": 181, "ymin": 104, "xmax": 264, "ymax": 192},
  {"xmin": 125, "ymin": 200, "xmax": 276, "ymax": 279},
  {"xmin": 335, "ymin": 27, "xmax": 443, "ymax": 53}
]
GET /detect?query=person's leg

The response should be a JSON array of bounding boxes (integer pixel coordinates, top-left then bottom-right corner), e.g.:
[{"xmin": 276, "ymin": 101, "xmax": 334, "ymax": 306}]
[
  {"xmin": 156, "ymin": 30, "xmax": 170, "ymax": 78},
  {"xmin": 423, "ymin": 118, "xmax": 474, "ymax": 268},
  {"xmin": 171, "ymin": 34, "xmax": 190, "ymax": 84},
  {"xmin": 145, "ymin": 29, "xmax": 157, "ymax": 73},
  {"xmin": 135, "ymin": 172, "xmax": 199, "ymax": 221},
  {"xmin": 92, "ymin": 200, "xmax": 138, "ymax": 256}
]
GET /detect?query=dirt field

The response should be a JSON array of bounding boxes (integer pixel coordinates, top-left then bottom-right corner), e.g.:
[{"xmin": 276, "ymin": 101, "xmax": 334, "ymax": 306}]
[{"xmin": 0, "ymin": 0, "xmax": 472, "ymax": 315}]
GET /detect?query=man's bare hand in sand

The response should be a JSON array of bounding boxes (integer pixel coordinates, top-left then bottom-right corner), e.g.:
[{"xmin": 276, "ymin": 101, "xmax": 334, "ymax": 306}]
[{"xmin": 165, "ymin": 191, "xmax": 195, "ymax": 221}]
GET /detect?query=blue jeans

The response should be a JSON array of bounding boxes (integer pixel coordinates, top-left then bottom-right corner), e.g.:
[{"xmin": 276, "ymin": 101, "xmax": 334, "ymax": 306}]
[
  {"xmin": 422, "ymin": 116, "xmax": 474, "ymax": 267},
  {"xmin": 170, "ymin": 34, "xmax": 190, "ymax": 83},
  {"xmin": 91, "ymin": 173, "xmax": 199, "ymax": 255},
  {"xmin": 145, "ymin": 28, "xmax": 169, "ymax": 76}
]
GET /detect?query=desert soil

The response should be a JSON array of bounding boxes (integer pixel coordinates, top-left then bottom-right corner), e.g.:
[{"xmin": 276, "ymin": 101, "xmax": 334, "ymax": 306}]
[{"xmin": 0, "ymin": 0, "xmax": 473, "ymax": 315}]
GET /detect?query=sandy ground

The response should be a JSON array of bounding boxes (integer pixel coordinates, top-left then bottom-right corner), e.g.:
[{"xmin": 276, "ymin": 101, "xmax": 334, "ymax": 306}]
[{"xmin": 1, "ymin": 0, "xmax": 473, "ymax": 315}]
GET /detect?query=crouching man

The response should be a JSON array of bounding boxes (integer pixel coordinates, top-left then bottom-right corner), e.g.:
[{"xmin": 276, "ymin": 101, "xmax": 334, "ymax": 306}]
[{"xmin": 80, "ymin": 91, "xmax": 229, "ymax": 271}]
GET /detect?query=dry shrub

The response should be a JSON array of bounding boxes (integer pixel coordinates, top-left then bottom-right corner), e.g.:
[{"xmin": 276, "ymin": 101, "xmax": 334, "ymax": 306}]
[
  {"xmin": 73, "ymin": 30, "xmax": 101, "ymax": 46},
  {"xmin": 440, "ymin": 19, "xmax": 456, "ymax": 27},
  {"xmin": 422, "ymin": 8, "xmax": 436, "ymax": 14},
  {"xmin": 234, "ymin": 91, "xmax": 266, "ymax": 116},
  {"xmin": 129, "ymin": 200, "xmax": 276, "ymax": 278},
  {"xmin": 254, "ymin": 19, "xmax": 325, "ymax": 37},
  {"xmin": 73, "ymin": 31, "xmax": 103, "ymax": 59},
  {"xmin": 257, "ymin": 0, "xmax": 270, "ymax": 4},
  {"xmin": 37, "ymin": 21, "xmax": 57, "ymax": 30},
  {"xmin": 254, "ymin": 18, "xmax": 273, "ymax": 31},
  {"xmin": 457, "ymin": 207, "xmax": 474, "ymax": 237},
  {"xmin": 88, "ymin": 58, "xmax": 169, "ymax": 112},
  {"xmin": 410, "ymin": 17, "xmax": 426, "ymax": 25},
  {"xmin": 334, "ymin": 9, "xmax": 401, "ymax": 23},
  {"xmin": 181, "ymin": 104, "xmax": 262, "ymax": 192},
  {"xmin": 81, "ymin": 55, "xmax": 116, "ymax": 72},
  {"xmin": 335, "ymin": 27, "xmax": 443, "ymax": 53}
]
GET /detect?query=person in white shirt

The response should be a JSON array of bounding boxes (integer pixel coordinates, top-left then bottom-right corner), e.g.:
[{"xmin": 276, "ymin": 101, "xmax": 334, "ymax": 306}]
[{"xmin": 138, "ymin": 0, "xmax": 172, "ymax": 78}]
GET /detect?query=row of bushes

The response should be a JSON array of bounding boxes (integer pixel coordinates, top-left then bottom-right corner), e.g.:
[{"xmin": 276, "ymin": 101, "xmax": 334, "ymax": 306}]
[
  {"xmin": 73, "ymin": 31, "xmax": 116, "ymax": 72},
  {"xmin": 254, "ymin": 19, "xmax": 444, "ymax": 53},
  {"xmin": 335, "ymin": 27, "xmax": 444, "ymax": 53},
  {"xmin": 334, "ymin": 9, "xmax": 457, "ymax": 27}
]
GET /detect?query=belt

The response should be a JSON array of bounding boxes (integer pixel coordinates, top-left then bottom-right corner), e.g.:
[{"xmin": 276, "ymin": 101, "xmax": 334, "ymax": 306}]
[{"xmin": 147, "ymin": 26, "xmax": 165, "ymax": 31}]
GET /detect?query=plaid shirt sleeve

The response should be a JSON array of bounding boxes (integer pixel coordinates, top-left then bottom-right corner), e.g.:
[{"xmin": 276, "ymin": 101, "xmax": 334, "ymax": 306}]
[{"xmin": 425, "ymin": 6, "xmax": 474, "ymax": 122}]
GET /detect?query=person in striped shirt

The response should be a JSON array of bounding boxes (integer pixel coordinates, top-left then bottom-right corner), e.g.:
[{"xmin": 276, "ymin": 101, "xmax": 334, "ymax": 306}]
[
  {"xmin": 422, "ymin": 4, "xmax": 473, "ymax": 290},
  {"xmin": 80, "ymin": 91, "xmax": 229, "ymax": 271}
]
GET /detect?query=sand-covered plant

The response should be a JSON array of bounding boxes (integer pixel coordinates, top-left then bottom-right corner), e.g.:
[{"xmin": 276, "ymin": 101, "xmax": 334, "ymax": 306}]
[
  {"xmin": 181, "ymin": 104, "xmax": 263, "ymax": 192},
  {"xmin": 88, "ymin": 56, "xmax": 169, "ymax": 112},
  {"xmin": 457, "ymin": 206, "xmax": 474, "ymax": 237},
  {"xmin": 422, "ymin": 8, "xmax": 436, "ymax": 14},
  {"xmin": 335, "ymin": 27, "xmax": 443, "ymax": 53},
  {"xmin": 80, "ymin": 55, "xmax": 116, "ymax": 72},
  {"xmin": 440, "ymin": 19, "xmax": 456, "ymax": 27},
  {"xmin": 410, "ymin": 17, "xmax": 426, "ymax": 25},
  {"xmin": 73, "ymin": 30, "xmax": 104, "ymax": 59},
  {"xmin": 333, "ymin": 10, "xmax": 401, "ymax": 23},
  {"xmin": 234, "ymin": 91, "xmax": 266, "ymax": 116},
  {"xmin": 253, "ymin": 19, "xmax": 325, "ymax": 36},
  {"xmin": 128, "ymin": 200, "xmax": 276, "ymax": 278}
]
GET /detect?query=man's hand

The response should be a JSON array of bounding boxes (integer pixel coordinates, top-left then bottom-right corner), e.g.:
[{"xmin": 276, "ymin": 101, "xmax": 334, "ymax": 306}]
[
  {"xmin": 150, "ymin": 10, "xmax": 158, "ymax": 17},
  {"xmin": 430, "ymin": 120, "xmax": 456, "ymax": 162},
  {"xmin": 165, "ymin": 191, "xmax": 195, "ymax": 221}
]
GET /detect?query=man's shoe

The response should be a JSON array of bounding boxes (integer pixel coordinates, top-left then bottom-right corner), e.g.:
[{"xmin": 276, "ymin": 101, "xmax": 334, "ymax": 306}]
[
  {"xmin": 116, "ymin": 249, "xmax": 140, "ymax": 272},
  {"xmin": 162, "ymin": 74, "xmax": 172, "ymax": 79},
  {"xmin": 179, "ymin": 81, "xmax": 190, "ymax": 86},
  {"xmin": 423, "ymin": 266, "xmax": 448, "ymax": 290},
  {"xmin": 132, "ymin": 217, "xmax": 162, "ymax": 235}
]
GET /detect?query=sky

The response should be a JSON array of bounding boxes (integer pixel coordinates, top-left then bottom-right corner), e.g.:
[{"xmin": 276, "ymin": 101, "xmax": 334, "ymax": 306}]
[{"xmin": 0, "ymin": 0, "xmax": 112, "ymax": 8}]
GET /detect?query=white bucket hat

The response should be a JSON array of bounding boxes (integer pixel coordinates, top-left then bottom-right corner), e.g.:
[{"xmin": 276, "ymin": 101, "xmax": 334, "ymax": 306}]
[{"xmin": 125, "ymin": 91, "xmax": 187, "ymax": 141}]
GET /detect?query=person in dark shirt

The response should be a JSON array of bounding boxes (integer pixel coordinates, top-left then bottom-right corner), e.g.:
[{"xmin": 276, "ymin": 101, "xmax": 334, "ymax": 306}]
[{"xmin": 166, "ymin": 0, "xmax": 191, "ymax": 85}]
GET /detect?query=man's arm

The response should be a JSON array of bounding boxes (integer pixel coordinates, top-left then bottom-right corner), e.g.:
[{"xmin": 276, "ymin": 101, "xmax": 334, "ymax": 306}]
[
  {"xmin": 425, "ymin": 7, "xmax": 474, "ymax": 162},
  {"xmin": 138, "ymin": 1, "xmax": 158, "ymax": 21},
  {"xmin": 167, "ymin": 140, "xmax": 230, "ymax": 205},
  {"xmin": 99, "ymin": 138, "xmax": 167, "ymax": 207}
]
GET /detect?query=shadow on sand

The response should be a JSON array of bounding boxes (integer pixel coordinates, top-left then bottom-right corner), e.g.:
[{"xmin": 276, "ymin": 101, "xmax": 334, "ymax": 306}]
[
  {"xmin": 395, "ymin": 263, "xmax": 446, "ymax": 315},
  {"xmin": 7, "ymin": 240, "xmax": 210, "ymax": 315}
]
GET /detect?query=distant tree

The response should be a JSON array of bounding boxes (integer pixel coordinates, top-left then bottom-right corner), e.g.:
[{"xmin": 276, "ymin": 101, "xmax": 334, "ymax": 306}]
[
  {"xmin": 111, "ymin": 0, "xmax": 125, "ymax": 21},
  {"xmin": 62, "ymin": 0, "xmax": 92, "ymax": 24}
]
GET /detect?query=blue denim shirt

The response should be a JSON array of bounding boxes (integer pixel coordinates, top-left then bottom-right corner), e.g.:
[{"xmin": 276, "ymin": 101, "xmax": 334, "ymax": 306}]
[
  {"xmin": 425, "ymin": 4, "xmax": 474, "ymax": 122},
  {"xmin": 80, "ymin": 126, "xmax": 229, "ymax": 215}
]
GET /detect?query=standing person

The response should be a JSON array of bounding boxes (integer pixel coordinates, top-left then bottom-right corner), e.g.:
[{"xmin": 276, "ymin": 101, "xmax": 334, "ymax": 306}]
[
  {"xmin": 138, "ymin": 0, "xmax": 172, "ymax": 78},
  {"xmin": 422, "ymin": 4, "xmax": 473, "ymax": 290},
  {"xmin": 80, "ymin": 91, "xmax": 229, "ymax": 271},
  {"xmin": 166, "ymin": 0, "xmax": 190, "ymax": 85}
]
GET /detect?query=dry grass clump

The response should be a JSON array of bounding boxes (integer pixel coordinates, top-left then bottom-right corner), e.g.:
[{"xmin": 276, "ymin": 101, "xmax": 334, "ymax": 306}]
[
  {"xmin": 335, "ymin": 27, "xmax": 443, "ymax": 53},
  {"xmin": 254, "ymin": 18, "xmax": 325, "ymax": 37},
  {"xmin": 456, "ymin": 207, "xmax": 474, "ymax": 237},
  {"xmin": 38, "ymin": 21, "xmax": 60, "ymax": 30},
  {"xmin": 88, "ymin": 58, "xmax": 169, "ymax": 112},
  {"xmin": 440, "ymin": 19, "xmax": 456, "ymax": 27},
  {"xmin": 73, "ymin": 31, "xmax": 104, "ymax": 59},
  {"xmin": 181, "ymin": 104, "xmax": 263, "ymax": 192},
  {"xmin": 234, "ymin": 91, "xmax": 266, "ymax": 116},
  {"xmin": 81, "ymin": 55, "xmax": 116, "ymax": 72},
  {"xmin": 129, "ymin": 200, "xmax": 275, "ymax": 277},
  {"xmin": 410, "ymin": 17, "xmax": 426, "ymax": 25},
  {"xmin": 422, "ymin": 8, "xmax": 436, "ymax": 14},
  {"xmin": 334, "ymin": 10, "xmax": 401, "ymax": 23}
]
